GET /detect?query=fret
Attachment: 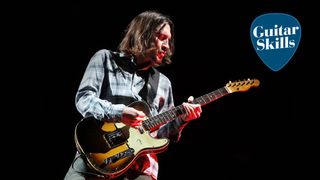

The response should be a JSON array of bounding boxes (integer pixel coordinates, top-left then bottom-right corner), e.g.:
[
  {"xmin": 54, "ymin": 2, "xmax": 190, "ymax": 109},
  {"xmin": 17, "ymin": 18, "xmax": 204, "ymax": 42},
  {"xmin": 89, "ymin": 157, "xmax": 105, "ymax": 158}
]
[
  {"xmin": 142, "ymin": 79, "xmax": 259, "ymax": 132},
  {"xmin": 208, "ymin": 92, "xmax": 217, "ymax": 100}
]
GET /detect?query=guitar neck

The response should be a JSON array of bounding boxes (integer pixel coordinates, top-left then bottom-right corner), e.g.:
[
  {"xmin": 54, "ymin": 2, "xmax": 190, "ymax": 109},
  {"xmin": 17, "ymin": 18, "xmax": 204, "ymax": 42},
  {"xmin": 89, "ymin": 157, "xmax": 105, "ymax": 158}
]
[
  {"xmin": 193, "ymin": 87, "xmax": 229, "ymax": 106},
  {"xmin": 142, "ymin": 87, "xmax": 230, "ymax": 131}
]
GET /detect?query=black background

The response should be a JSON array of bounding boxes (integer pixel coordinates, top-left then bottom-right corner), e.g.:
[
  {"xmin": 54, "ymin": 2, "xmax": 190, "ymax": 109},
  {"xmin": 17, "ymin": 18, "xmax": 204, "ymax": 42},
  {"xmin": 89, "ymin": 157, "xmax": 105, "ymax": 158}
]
[{"xmin": 8, "ymin": 0, "xmax": 318, "ymax": 179}]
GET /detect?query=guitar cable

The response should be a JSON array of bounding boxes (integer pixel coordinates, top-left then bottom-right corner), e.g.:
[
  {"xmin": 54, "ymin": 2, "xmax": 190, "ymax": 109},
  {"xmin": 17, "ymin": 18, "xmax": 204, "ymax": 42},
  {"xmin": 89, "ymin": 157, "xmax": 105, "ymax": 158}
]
[{"xmin": 71, "ymin": 153, "xmax": 106, "ymax": 178}]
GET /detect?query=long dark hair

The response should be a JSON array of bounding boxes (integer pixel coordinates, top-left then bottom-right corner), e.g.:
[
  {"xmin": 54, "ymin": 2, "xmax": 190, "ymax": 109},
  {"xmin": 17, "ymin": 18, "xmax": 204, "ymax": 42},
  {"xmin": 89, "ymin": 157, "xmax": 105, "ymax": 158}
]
[{"xmin": 119, "ymin": 10, "xmax": 175, "ymax": 64}]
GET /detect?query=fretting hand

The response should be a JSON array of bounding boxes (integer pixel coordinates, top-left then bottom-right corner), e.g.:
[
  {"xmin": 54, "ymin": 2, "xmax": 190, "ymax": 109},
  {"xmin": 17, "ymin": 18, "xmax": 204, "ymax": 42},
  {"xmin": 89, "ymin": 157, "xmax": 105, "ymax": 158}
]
[{"xmin": 181, "ymin": 96, "xmax": 202, "ymax": 122}]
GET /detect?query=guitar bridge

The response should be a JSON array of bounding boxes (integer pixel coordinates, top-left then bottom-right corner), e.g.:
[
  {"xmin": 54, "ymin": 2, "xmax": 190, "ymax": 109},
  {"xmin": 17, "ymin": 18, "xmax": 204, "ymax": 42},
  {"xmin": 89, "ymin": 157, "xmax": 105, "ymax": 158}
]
[{"xmin": 102, "ymin": 148, "xmax": 134, "ymax": 166}]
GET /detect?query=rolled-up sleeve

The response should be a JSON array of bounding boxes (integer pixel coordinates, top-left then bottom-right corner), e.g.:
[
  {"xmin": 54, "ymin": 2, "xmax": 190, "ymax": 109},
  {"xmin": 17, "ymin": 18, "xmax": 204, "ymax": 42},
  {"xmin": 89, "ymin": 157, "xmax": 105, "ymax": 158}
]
[{"xmin": 75, "ymin": 50, "xmax": 125, "ymax": 122}]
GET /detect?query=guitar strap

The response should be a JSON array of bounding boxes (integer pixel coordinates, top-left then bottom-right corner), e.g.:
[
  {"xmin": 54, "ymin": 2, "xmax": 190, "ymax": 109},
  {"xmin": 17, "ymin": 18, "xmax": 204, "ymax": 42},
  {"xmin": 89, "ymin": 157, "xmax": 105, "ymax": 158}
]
[
  {"xmin": 137, "ymin": 67, "xmax": 159, "ymax": 107},
  {"xmin": 142, "ymin": 67, "xmax": 160, "ymax": 106}
]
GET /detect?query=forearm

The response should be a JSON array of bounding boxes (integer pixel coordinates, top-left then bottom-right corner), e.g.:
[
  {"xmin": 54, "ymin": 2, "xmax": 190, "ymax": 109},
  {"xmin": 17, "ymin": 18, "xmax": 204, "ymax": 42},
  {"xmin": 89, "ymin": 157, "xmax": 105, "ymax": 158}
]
[{"xmin": 76, "ymin": 89, "xmax": 125, "ymax": 122}]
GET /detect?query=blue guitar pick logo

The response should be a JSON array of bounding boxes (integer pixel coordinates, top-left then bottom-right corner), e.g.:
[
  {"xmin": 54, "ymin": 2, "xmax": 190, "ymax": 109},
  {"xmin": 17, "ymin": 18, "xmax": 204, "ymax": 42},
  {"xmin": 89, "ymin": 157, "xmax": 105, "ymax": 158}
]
[{"xmin": 250, "ymin": 13, "xmax": 301, "ymax": 71}]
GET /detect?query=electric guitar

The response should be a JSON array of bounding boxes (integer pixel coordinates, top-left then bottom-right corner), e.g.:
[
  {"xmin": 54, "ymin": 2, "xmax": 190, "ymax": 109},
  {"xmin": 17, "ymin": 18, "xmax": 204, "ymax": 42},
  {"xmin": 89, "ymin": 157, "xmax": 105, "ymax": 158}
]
[{"xmin": 74, "ymin": 78, "xmax": 260, "ymax": 178}]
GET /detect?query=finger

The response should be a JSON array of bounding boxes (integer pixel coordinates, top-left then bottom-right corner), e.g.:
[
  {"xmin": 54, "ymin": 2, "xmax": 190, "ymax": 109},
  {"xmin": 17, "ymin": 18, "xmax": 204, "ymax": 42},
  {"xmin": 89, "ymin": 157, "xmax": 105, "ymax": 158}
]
[
  {"xmin": 197, "ymin": 111, "xmax": 201, "ymax": 118},
  {"xmin": 135, "ymin": 116, "xmax": 145, "ymax": 122},
  {"xmin": 196, "ymin": 104, "xmax": 202, "ymax": 113},
  {"xmin": 133, "ymin": 111, "xmax": 146, "ymax": 121},
  {"xmin": 131, "ymin": 121, "xmax": 142, "ymax": 127},
  {"xmin": 136, "ymin": 110, "xmax": 146, "ymax": 117},
  {"xmin": 189, "ymin": 104, "xmax": 201, "ymax": 118},
  {"xmin": 183, "ymin": 102, "xmax": 191, "ymax": 114}
]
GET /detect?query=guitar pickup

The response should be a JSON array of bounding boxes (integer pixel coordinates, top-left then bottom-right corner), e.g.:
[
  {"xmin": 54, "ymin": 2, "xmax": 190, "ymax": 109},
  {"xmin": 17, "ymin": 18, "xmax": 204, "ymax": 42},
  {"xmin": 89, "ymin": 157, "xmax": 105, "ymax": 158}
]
[{"xmin": 104, "ymin": 126, "xmax": 130, "ymax": 148}]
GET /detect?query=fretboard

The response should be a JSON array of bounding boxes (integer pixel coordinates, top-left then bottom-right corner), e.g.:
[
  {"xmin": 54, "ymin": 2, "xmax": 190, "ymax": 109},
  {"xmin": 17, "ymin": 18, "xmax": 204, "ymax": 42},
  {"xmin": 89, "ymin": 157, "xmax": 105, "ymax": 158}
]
[{"xmin": 142, "ymin": 87, "xmax": 229, "ymax": 131}]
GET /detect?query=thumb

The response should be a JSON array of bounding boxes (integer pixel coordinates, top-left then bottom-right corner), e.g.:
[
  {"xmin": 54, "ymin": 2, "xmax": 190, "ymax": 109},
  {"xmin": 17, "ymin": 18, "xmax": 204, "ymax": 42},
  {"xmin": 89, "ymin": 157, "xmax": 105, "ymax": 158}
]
[{"xmin": 188, "ymin": 96, "xmax": 194, "ymax": 103}]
